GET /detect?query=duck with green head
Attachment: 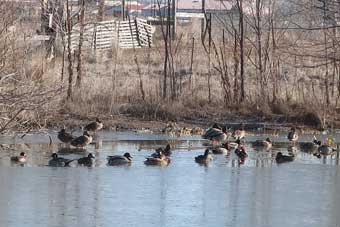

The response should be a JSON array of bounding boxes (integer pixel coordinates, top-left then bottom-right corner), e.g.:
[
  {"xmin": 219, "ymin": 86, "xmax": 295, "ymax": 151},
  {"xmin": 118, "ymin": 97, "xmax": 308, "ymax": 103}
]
[
  {"xmin": 77, "ymin": 153, "xmax": 95, "ymax": 167},
  {"xmin": 48, "ymin": 153, "xmax": 74, "ymax": 167},
  {"xmin": 275, "ymin": 152, "xmax": 295, "ymax": 164},
  {"xmin": 107, "ymin": 152, "xmax": 132, "ymax": 166},
  {"xmin": 152, "ymin": 144, "xmax": 172, "ymax": 158}
]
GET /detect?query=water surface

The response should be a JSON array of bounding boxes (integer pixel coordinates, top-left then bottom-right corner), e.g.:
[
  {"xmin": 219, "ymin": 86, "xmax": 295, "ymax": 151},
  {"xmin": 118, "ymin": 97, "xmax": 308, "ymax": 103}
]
[{"xmin": 0, "ymin": 131, "xmax": 340, "ymax": 227}]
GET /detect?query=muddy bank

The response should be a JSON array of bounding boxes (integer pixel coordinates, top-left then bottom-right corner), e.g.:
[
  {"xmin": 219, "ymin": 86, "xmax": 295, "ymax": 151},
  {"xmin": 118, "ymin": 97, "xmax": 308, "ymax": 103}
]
[{"xmin": 44, "ymin": 113, "xmax": 329, "ymax": 135}]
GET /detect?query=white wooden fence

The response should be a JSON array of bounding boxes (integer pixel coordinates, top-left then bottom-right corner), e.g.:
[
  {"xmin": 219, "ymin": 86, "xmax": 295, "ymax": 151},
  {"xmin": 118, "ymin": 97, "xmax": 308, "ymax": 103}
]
[{"xmin": 71, "ymin": 18, "xmax": 155, "ymax": 51}]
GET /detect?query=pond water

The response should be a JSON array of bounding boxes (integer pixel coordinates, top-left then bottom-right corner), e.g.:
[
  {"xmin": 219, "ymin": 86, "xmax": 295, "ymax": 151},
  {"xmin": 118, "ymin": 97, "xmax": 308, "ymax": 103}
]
[{"xmin": 0, "ymin": 130, "xmax": 340, "ymax": 227}]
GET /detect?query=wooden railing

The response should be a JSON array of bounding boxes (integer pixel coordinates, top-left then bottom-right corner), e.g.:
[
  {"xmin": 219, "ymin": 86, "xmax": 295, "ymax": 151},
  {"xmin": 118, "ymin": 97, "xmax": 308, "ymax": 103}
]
[{"xmin": 71, "ymin": 18, "xmax": 155, "ymax": 51}]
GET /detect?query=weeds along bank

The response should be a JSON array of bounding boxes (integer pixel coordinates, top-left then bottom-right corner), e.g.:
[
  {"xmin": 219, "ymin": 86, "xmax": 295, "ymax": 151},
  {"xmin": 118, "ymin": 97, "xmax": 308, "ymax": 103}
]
[
  {"xmin": 1, "ymin": 29, "xmax": 337, "ymax": 133},
  {"xmin": 1, "ymin": 3, "xmax": 340, "ymax": 133}
]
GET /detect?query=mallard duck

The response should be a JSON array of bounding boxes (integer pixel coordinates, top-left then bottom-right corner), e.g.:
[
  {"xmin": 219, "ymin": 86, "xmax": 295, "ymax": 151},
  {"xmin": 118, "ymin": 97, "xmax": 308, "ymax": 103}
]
[
  {"xmin": 288, "ymin": 127, "xmax": 298, "ymax": 143},
  {"xmin": 212, "ymin": 142, "xmax": 230, "ymax": 154},
  {"xmin": 318, "ymin": 145, "xmax": 335, "ymax": 155},
  {"xmin": 252, "ymin": 138, "xmax": 272, "ymax": 149},
  {"xmin": 202, "ymin": 124, "xmax": 228, "ymax": 144},
  {"xmin": 144, "ymin": 153, "xmax": 171, "ymax": 166},
  {"xmin": 10, "ymin": 152, "xmax": 27, "ymax": 163},
  {"xmin": 84, "ymin": 118, "xmax": 103, "ymax": 133},
  {"xmin": 195, "ymin": 149, "xmax": 213, "ymax": 164},
  {"xmin": 275, "ymin": 152, "xmax": 294, "ymax": 164},
  {"xmin": 57, "ymin": 129, "xmax": 74, "ymax": 143},
  {"xmin": 152, "ymin": 144, "xmax": 172, "ymax": 157},
  {"xmin": 77, "ymin": 153, "xmax": 95, "ymax": 167},
  {"xmin": 107, "ymin": 152, "xmax": 132, "ymax": 166},
  {"xmin": 48, "ymin": 153, "xmax": 74, "ymax": 167},
  {"xmin": 70, "ymin": 131, "xmax": 92, "ymax": 148},
  {"xmin": 235, "ymin": 140, "xmax": 248, "ymax": 164}
]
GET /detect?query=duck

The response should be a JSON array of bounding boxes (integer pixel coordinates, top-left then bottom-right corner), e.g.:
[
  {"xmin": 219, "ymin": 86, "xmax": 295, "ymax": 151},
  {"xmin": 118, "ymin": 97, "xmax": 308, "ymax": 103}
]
[
  {"xmin": 162, "ymin": 122, "xmax": 178, "ymax": 134},
  {"xmin": 144, "ymin": 153, "xmax": 171, "ymax": 166},
  {"xmin": 152, "ymin": 144, "xmax": 172, "ymax": 158},
  {"xmin": 252, "ymin": 138, "xmax": 272, "ymax": 149},
  {"xmin": 212, "ymin": 142, "xmax": 230, "ymax": 154},
  {"xmin": 275, "ymin": 152, "xmax": 294, "ymax": 164},
  {"xmin": 234, "ymin": 140, "xmax": 248, "ymax": 164},
  {"xmin": 48, "ymin": 153, "xmax": 74, "ymax": 167},
  {"xmin": 107, "ymin": 152, "xmax": 132, "ymax": 166},
  {"xmin": 202, "ymin": 124, "xmax": 228, "ymax": 145},
  {"xmin": 195, "ymin": 149, "xmax": 213, "ymax": 165},
  {"xmin": 57, "ymin": 128, "xmax": 74, "ymax": 143},
  {"xmin": 180, "ymin": 127, "xmax": 192, "ymax": 136},
  {"xmin": 318, "ymin": 144, "xmax": 335, "ymax": 156},
  {"xmin": 10, "ymin": 152, "xmax": 28, "ymax": 163},
  {"xmin": 77, "ymin": 153, "xmax": 95, "ymax": 167},
  {"xmin": 70, "ymin": 131, "xmax": 93, "ymax": 148},
  {"xmin": 84, "ymin": 118, "xmax": 103, "ymax": 133},
  {"xmin": 311, "ymin": 138, "xmax": 336, "ymax": 156},
  {"xmin": 191, "ymin": 127, "xmax": 204, "ymax": 135},
  {"xmin": 232, "ymin": 129, "xmax": 246, "ymax": 140},
  {"xmin": 299, "ymin": 140, "xmax": 319, "ymax": 153},
  {"xmin": 287, "ymin": 127, "xmax": 298, "ymax": 143}
]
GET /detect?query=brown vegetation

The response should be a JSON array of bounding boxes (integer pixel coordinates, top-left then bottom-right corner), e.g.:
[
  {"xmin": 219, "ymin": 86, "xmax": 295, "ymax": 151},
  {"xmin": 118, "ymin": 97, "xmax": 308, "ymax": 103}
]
[{"xmin": 2, "ymin": 0, "xmax": 340, "ymax": 133}]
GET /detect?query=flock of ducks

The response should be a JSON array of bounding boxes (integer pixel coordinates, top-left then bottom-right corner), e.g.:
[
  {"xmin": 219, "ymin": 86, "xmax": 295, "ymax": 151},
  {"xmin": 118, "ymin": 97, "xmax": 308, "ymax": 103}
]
[{"xmin": 8, "ymin": 120, "xmax": 338, "ymax": 167}]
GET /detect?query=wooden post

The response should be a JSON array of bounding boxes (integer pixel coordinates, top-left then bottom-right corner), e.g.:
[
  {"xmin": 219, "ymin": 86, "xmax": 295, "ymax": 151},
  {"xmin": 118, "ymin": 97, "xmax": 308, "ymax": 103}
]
[
  {"xmin": 134, "ymin": 19, "xmax": 141, "ymax": 47},
  {"xmin": 122, "ymin": 0, "xmax": 125, "ymax": 20},
  {"xmin": 172, "ymin": 0, "xmax": 176, "ymax": 40},
  {"xmin": 201, "ymin": 0, "xmax": 205, "ymax": 39}
]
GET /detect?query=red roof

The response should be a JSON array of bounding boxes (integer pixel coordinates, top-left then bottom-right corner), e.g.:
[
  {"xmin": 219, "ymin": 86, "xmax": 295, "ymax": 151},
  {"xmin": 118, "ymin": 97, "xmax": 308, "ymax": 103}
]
[{"xmin": 127, "ymin": 5, "xmax": 145, "ymax": 11}]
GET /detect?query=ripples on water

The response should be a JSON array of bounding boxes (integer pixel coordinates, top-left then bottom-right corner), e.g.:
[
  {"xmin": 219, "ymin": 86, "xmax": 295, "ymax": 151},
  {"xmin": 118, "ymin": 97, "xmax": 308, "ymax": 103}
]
[{"xmin": 0, "ymin": 131, "xmax": 340, "ymax": 227}]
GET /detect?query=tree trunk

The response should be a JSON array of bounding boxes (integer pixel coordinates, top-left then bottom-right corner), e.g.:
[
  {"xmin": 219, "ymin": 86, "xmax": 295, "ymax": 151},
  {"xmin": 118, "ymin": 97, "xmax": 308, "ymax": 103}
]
[
  {"xmin": 66, "ymin": 0, "xmax": 73, "ymax": 100},
  {"xmin": 76, "ymin": 0, "xmax": 85, "ymax": 88},
  {"xmin": 98, "ymin": 0, "xmax": 105, "ymax": 21},
  {"xmin": 238, "ymin": 0, "xmax": 245, "ymax": 102}
]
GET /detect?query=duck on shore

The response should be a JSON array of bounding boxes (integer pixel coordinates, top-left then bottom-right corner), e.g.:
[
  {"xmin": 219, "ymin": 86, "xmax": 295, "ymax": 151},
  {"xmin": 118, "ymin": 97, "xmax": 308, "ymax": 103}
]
[
  {"xmin": 85, "ymin": 118, "xmax": 103, "ymax": 134},
  {"xmin": 107, "ymin": 152, "xmax": 132, "ymax": 166},
  {"xmin": 195, "ymin": 149, "xmax": 213, "ymax": 165},
  {"xmin": 71, "ymin": 131, "xmax": 93, "ymax": 148},
  {"xmin": 57, "ymin": 129, "xmax": 74, "ymax": 144},
  {"xmin": 232, "ymin": 129, "xmax": 246, "ymax": 140}
]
